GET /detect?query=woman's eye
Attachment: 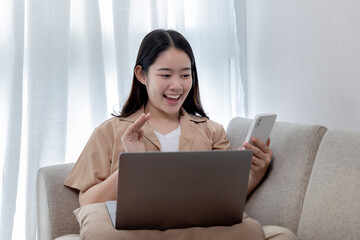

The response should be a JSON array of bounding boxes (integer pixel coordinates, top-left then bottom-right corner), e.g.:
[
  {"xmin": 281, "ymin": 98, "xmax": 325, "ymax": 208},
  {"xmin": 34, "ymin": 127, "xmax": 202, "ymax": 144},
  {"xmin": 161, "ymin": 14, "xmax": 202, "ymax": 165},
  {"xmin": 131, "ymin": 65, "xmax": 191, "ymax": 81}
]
[
  {"xmin": 161, "ymin": 74, "xmax": 171, "ymax": 78},
  {"xmin": 182, "ymin": 74, "xmax": 190, "ymax": 78}
]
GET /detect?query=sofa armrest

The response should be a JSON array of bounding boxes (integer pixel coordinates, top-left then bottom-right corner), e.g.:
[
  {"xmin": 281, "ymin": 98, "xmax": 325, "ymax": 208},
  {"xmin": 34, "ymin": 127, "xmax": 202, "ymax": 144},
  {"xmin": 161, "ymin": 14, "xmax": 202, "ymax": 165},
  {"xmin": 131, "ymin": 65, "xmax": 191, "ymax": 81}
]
[
  {"xmin": 226, "ymin": 117, "xmax": 327, "ymax": 234},
  {"xmin": 37, "ymin": 163, "xmax": 79, "ymax": 240},
  {"xmin": 297, "ymin": 129, "xmax": 360, "ymax": 239}
]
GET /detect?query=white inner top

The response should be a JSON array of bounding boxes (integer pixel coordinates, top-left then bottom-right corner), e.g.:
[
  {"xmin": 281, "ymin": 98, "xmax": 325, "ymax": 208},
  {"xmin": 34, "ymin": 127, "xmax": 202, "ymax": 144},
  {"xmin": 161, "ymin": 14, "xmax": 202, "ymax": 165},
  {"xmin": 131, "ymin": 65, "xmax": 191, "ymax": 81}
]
[{"xmin": 154, "ymin": 125, "xmax": 181, "ymax": 152}]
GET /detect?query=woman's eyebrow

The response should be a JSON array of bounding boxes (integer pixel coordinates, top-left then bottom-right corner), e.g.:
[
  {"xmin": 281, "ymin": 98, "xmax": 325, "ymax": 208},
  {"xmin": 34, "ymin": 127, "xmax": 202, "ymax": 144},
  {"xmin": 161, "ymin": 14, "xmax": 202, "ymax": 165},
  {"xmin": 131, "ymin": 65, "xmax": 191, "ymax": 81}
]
[
  {"xmin": 156, "ymin": 67, "xmax": 191, "ymax": 71},
  {"xmin": 156, "ymin": 68, "xmax": 172, "ymax": 71}
]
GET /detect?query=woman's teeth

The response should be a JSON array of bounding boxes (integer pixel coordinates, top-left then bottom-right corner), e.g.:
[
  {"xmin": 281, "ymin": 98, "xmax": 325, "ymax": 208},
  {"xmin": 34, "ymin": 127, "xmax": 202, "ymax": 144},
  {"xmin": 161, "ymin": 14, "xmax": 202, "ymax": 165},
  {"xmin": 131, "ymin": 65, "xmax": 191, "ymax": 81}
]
[{"xmin": 165, "ymin": 94, "xmax": 180, "ymax": 100}]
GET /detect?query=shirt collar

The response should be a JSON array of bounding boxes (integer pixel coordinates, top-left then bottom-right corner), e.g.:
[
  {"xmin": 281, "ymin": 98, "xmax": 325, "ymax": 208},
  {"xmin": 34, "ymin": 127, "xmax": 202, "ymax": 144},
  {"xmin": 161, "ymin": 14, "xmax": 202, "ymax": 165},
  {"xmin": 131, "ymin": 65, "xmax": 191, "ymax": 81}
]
[{"xmin": 180, "ymin": 107, "xmax": 207, "ymax": 123}]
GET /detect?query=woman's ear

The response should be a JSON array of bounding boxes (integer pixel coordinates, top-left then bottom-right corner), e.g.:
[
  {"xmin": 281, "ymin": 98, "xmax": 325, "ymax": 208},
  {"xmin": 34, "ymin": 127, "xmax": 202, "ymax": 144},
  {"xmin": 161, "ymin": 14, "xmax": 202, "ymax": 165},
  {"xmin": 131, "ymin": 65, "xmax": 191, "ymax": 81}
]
[{"xmin": 134, "ymin": 65, "xmax": 146, "ymax": 85}]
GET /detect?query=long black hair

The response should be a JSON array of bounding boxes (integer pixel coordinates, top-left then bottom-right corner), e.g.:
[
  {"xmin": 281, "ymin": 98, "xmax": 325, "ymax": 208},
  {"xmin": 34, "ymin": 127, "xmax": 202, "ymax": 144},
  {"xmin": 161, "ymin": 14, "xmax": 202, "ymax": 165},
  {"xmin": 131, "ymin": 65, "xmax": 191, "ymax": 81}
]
[{"xmin": 115, "ymin": 29, "xmax": 208, "ymax": 118}]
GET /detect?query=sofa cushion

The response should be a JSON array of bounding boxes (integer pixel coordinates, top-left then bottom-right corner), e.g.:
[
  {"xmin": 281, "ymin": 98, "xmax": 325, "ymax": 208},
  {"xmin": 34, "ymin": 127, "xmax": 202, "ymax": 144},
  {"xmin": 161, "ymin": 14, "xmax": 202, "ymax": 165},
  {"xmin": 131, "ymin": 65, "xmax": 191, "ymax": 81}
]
[
  {"xmin": 297, "ymin": 129, "xmax": 360, "ymax": 239},
  {"xmin": 226, "ymin": 117, "xmax": 327, "ymax": 234}
]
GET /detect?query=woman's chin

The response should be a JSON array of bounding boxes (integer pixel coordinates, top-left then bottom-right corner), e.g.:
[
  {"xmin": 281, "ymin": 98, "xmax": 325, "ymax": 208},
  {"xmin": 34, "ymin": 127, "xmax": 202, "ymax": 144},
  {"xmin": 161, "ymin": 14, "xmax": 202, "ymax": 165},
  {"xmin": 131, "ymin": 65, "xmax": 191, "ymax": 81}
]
[{"xmin": 161, "ymin": 104, "xmax": 182, "ymax": 116}]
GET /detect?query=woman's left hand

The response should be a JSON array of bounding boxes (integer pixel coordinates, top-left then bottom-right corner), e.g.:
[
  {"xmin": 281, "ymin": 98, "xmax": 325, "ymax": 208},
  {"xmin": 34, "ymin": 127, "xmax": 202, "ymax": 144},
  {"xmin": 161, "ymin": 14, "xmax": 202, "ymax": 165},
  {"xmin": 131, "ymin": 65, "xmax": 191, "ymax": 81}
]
[{"xmin": 240, "ymin": 137, "xmax": 273, "ymax": 196}]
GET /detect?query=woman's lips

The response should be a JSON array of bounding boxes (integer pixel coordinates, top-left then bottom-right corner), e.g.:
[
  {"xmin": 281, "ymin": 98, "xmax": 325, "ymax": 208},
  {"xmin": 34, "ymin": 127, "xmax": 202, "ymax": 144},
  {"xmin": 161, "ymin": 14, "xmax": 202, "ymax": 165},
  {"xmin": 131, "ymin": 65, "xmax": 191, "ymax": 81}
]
[{"xmin": 164, "ymin": 94, "xmax": 181, "ymax": 104}]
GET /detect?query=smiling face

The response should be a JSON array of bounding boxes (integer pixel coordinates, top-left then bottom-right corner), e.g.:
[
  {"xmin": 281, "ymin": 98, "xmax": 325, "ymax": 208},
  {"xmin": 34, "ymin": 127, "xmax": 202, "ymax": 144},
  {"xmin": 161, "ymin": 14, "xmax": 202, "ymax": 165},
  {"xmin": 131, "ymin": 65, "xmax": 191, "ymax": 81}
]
[{"xmin": 135, "ymin": 47, "xmax": 193, "ymax": 119}]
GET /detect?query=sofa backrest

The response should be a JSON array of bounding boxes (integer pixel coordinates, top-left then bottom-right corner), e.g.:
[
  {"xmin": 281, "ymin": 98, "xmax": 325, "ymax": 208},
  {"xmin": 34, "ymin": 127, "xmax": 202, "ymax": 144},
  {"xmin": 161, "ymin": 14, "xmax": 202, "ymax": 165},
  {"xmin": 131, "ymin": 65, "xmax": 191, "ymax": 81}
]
[
  {"xmin": 226, "ymin": 117, "xmax": 327, "ymax": 234},
  {"xmin": 37, "ymin": 163, "xmax": 78, "ymax": 239},
  {"xmin": 297, "ymin": 128, "xmax": 360, "ymax": 240}
]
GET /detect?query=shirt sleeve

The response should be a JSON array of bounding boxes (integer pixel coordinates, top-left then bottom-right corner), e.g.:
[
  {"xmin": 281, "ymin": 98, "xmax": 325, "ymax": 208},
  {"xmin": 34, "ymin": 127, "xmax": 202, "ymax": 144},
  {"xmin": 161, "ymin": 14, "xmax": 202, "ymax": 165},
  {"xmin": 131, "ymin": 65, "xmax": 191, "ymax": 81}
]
[
  {"xmin": 64, "ymin": 127, "xmax": 113, "ymax": 192},
  {"xmin": 209, "ymin": 120, "xmax": 231, "ymax": 150}
]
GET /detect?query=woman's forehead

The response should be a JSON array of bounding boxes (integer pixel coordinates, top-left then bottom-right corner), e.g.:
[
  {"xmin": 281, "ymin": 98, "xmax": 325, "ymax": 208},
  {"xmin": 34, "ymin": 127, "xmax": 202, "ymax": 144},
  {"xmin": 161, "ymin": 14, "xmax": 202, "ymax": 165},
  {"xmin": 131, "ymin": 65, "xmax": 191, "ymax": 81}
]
[{"xmin": 152, "ymin": 47, "xmax": 191, "ymax": 69}]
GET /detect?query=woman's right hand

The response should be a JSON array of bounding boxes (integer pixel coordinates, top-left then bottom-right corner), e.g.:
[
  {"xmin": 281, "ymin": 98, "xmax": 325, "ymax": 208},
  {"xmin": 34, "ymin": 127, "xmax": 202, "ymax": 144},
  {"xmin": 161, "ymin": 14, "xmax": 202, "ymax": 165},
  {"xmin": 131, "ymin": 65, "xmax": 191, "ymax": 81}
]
[{"xmin": 121, "ymin": 113, "xmax": 151, "ymax": 152}]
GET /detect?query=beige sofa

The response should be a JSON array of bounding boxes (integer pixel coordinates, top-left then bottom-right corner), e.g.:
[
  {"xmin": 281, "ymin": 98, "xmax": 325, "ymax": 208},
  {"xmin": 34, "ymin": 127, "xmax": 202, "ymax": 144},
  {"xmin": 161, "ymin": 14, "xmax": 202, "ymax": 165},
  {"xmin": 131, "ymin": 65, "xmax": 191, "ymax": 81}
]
[{"xmin": 37, "ymin": 117, "xmax": 360, "ymax": 239}]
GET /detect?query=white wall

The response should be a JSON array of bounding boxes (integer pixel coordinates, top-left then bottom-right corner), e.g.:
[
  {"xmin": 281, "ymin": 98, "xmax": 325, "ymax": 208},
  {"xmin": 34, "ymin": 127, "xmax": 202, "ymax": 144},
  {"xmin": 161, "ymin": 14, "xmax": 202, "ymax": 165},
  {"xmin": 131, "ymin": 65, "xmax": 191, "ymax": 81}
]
[{"xmin": 243, "ymin": 0, "xmax": 360, "ymax": 130}]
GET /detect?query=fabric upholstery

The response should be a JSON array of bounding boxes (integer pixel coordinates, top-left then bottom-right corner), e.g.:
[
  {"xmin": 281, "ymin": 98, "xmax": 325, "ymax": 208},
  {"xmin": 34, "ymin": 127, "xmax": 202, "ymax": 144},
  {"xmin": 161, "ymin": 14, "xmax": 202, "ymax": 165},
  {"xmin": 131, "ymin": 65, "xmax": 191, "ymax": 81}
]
[
  {"xmin": 37, "ymin": 163, "xmax": 79, "ymax": 239},
  {"xmin": 226, "ymin": 117, "xmax": 327, "ymax": 234},
  {"xmin": 297, "ymin": 129, "xmax": 360, "ymax": 239}
]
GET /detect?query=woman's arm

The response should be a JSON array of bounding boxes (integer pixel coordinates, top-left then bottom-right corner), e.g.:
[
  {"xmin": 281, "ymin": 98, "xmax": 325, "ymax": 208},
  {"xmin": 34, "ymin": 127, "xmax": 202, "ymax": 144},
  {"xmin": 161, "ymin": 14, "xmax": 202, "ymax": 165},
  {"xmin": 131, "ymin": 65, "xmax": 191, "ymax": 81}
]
[
  {"xmin": 79, "ymin": 170, "xmax": 118, "ymax": 206},
  {"xmin": 79, "ymin": 113, "xmax": 151, "ymax": 206}
]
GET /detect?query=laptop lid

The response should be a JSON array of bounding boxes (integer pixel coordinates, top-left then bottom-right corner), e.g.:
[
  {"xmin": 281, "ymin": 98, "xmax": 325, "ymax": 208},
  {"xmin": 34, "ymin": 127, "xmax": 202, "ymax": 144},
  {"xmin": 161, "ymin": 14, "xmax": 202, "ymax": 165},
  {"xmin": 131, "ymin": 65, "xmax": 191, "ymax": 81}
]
[{"xmin": 108, "ymin": 150, "xmax": 252, "ymax": 230}]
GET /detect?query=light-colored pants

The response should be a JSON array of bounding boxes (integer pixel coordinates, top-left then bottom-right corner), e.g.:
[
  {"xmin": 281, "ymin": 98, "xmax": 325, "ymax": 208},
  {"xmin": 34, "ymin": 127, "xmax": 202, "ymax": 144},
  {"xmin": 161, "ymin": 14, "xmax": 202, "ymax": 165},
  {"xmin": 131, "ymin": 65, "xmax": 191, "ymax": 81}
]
[{"xmin": 71, "ymin": 203, "xmax": 296, "ymax": 240}]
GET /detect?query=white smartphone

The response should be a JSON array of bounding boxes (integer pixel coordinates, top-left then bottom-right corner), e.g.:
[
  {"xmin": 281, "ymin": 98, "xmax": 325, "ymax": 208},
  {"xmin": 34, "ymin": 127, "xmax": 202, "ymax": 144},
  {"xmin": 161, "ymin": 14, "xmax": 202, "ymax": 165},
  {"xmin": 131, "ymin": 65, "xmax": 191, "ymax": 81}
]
[{"xmin": 245, "ymin": 113, "xmax": 277, "ymax": 145}]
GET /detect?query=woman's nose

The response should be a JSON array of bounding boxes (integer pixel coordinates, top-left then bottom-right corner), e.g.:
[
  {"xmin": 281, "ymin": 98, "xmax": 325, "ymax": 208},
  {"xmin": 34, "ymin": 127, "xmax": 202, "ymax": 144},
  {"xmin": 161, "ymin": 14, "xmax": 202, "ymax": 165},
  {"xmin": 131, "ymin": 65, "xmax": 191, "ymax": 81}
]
[{"xmin": 169, "ymin": 77, "xmax": 182, "ymax": 90}]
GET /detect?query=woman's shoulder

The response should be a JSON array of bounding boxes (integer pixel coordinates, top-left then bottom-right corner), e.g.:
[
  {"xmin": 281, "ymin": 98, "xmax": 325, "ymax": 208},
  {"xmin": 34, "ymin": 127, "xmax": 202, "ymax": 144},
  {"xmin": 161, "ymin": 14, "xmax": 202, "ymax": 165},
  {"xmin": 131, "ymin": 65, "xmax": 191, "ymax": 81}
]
[
  {"xmin": 97, "ymin": 116, "xmax": 122, "ymax": 129},
  {"xmin": 205, "ymin": 118, "xmax": 226, "ymax": 137},
  {"xmin": 183, "ymin": 111, "xmax": 229, "ymax": 150},
  {"xmin": 94, "ymin": 116, "xmax": 132, "ymax": 137}
]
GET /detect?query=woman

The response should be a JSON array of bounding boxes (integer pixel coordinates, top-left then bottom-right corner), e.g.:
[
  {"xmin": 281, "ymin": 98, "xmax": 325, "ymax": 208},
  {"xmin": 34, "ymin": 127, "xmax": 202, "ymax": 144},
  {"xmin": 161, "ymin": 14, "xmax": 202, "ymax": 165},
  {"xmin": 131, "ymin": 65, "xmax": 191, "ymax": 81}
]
[{"xmin": 65, "ymin": 29, "xmax": 296, "ymax": 240}]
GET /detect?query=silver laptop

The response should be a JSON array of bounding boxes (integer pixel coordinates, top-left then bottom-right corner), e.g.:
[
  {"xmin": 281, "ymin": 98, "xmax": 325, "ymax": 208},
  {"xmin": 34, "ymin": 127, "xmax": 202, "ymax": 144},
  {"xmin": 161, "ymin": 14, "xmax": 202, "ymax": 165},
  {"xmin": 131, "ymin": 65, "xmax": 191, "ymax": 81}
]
[{"xmin": 106, "ymin": 150, "xmax": 252, "ymax": 230}]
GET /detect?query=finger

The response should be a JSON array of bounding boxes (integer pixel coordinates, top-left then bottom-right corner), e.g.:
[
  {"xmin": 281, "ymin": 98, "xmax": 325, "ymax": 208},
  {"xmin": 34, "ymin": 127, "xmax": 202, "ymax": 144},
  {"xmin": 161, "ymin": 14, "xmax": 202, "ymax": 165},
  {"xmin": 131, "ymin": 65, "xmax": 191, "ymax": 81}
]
[
  {"xmin": 251, "ymin": 156, "xmax": 268, "ymax": 168},
  {"xmin": 266, "ymin": 138, "xmax": 271, "ymax": 146},
  {"xmin": 250, "ymin": 157, "xmax": 262, "ymax": 172},
  {"xmin": 126, "ymin": 113, "xmax": 151, "ymax": 134},
  {"xmin": 242, "ymin": 142, "xmax": 262, "ymax": 156},
  {"xmin": 133, "ymin": 113, "xmax": 151, "ymax": 131},
  {"xmin": 138, "ymin": 129, "xmax": 144, "ymax": 141},
  {"xmin": 243, "ymin": 142, "xmax": 270, "ymax": 161},
  {"xmin": 250, "ymin": 137, "xmax": 271, "ymax": 154}
]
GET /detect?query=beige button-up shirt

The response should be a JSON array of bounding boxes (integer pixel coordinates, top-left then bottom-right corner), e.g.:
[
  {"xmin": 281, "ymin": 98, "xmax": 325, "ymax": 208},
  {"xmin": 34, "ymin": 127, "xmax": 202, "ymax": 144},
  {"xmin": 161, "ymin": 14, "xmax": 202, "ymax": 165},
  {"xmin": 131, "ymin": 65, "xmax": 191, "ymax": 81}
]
[{"xmin": 64, "ymin": 107, "xmax": 230, "ymax": 192}]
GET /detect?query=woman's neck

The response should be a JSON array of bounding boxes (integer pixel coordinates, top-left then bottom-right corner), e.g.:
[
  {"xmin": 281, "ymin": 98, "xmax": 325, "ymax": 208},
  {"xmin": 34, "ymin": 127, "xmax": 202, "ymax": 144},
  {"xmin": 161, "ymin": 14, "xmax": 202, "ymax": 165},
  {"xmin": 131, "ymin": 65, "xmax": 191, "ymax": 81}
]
[
  {"xmin": 144, "ymin": 104, "xmax": 181, "ymax": 135},
  {"xmin": 144, "ymin": 103, "xmax": 180, "ymax": 120}
]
